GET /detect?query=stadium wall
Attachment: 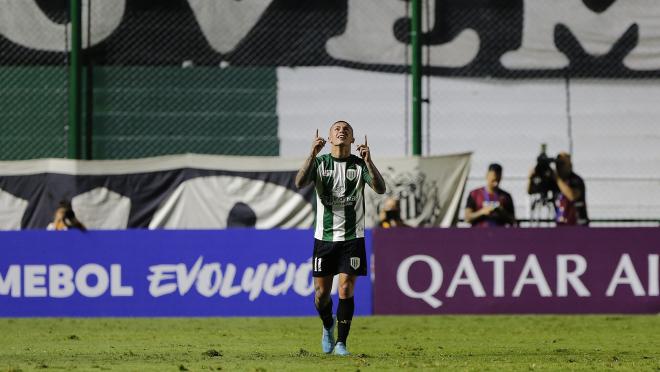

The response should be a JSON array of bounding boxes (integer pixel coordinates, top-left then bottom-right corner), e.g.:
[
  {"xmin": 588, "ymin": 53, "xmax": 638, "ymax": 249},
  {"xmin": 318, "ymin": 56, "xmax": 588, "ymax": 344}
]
[{"xmin": 276, "ymin": 67, "xmax": 660, "ymax": 224}]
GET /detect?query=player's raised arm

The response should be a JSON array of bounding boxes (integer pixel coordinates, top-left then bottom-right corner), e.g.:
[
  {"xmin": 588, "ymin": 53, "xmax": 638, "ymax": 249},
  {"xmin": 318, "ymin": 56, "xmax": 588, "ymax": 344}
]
[
  {"xmin": 356, "ymin": 135, "xmax": 386, "ymax": 194},
  {"xmin": 295, "ymin": 129, "xmax": 326, "ymax": 189}
]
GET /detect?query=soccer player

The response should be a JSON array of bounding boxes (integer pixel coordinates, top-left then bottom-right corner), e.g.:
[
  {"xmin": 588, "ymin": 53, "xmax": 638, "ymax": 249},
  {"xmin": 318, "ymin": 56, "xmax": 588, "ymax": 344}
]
[{"xmin": 295, "ymin": 121, "xmax": 386, "ymax": 356}]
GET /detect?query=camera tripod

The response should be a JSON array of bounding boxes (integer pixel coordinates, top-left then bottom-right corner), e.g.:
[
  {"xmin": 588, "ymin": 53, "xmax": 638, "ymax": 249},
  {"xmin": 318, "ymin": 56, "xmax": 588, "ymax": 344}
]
[{"xmin": 529, "ymin": 193, "xmax": 556, "ymax": 227}]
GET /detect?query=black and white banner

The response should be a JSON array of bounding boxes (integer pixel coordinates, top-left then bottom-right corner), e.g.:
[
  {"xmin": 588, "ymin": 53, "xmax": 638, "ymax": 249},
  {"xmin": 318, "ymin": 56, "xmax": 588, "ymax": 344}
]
[
  {"xmin": 0, "ymin": 153, "xmax": 471, "ymax": 230},
  {"xmin": 1, "ymin": 0, "xmax": 659, "ymax": 77}
]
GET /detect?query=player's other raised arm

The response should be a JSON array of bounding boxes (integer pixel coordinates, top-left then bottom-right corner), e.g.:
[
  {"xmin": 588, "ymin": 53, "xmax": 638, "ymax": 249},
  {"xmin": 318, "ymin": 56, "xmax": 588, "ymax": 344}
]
[
  {"xmin": 295, "ymin": 129, "xmax": 326, "ymax": 189},
  {"xmin": 357, "ymin": 135, "xmax": 386, "ymax": 194}
]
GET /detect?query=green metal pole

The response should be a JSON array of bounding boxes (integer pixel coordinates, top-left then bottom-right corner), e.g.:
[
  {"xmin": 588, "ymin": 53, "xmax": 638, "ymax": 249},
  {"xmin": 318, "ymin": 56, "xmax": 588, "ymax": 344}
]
[
  {"xmin": 68, "ymin": 0, "xmax": 82, "ymax": 159},
  {"xmin": 411, "ymin": 0, "xmax": 422, "ymax": 156}
]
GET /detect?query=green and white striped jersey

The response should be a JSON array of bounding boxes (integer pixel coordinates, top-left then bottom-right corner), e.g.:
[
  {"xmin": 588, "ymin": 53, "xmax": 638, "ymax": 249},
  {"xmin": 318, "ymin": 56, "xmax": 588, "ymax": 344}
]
[{"xmin": 313, "ymin": 154, "xmax": 373, "ymax": 241}]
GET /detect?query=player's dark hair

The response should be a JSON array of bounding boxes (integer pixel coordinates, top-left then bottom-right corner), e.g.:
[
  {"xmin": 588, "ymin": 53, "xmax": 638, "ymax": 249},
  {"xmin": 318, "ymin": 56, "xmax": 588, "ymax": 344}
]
[{"xmin": 488, "ymin": 163, "xmax": 503, "ymax": 177}]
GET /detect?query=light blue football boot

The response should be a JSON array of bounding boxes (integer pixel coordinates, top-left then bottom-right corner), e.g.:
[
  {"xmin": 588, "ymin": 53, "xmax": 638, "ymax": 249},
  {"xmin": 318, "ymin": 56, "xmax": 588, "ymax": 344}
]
[
  {"xmin": 333, "ymin": 342, "xmax": 350, "ymax": 356},
  {"xmin": 321, "ymin": 320, "xmax": 335, "ymax": 354}
]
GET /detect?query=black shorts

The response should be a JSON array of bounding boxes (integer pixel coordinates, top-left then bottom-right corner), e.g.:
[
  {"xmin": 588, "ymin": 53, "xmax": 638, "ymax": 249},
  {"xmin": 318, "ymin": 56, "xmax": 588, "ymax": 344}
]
[{"xmin": 312, "ymin": 238, "xmax": 368, "ymax": 277}]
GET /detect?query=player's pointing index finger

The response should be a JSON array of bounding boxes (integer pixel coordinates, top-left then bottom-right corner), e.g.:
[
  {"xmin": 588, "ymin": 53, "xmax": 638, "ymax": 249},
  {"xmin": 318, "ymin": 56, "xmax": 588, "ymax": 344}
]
[
  {"xmin": 365, "ymin": 135, "xmax": 368, "ymax": 146},
  {"xmin": 315, "ymin": 129, "xmax": 319, "ymax": 138}
]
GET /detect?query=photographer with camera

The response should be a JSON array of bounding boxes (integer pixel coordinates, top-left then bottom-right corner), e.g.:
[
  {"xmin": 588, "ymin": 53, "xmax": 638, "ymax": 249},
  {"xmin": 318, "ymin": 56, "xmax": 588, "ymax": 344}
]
[
  {"xmin": 46, "ymin": 200, "xmax": 86, "ymax": 231},
  {"xmin": 527, "ymin": 150, "xmax": 588, "ymax": 226},
  {"xmin": 464, "ymin": 163, "xmax": 516, "ymax": 227}
]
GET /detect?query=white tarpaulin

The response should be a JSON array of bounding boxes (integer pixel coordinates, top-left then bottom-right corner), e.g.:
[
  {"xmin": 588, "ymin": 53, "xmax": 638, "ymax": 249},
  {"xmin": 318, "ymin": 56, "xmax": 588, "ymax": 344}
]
[{"xmin": 365, "ymin": 153, "xmax": 472, "ymax": 228}]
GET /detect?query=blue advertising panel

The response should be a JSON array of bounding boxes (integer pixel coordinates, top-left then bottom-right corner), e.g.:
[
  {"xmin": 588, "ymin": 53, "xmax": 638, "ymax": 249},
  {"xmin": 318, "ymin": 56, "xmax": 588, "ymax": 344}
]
[{"xmin": 0, "ymin": 230, "xmax": 372, "ymax": 317}]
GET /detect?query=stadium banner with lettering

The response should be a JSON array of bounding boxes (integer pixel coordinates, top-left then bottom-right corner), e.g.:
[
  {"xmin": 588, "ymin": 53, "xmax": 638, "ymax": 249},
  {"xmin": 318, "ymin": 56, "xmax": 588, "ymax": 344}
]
[
  {"xmin": 0, "ymin": 153, "xmax": 470, "ymax": 230},
  {"xmin": 2, "ymin": 0, "xmax": 660, "ymax": 77},
  {"xmin": 373, "ymin": 228, "xmax": 660, "ymax": 314},
  {"xmin": 0, "ymin": 229, "xmax": 372, "ymax": 317}
]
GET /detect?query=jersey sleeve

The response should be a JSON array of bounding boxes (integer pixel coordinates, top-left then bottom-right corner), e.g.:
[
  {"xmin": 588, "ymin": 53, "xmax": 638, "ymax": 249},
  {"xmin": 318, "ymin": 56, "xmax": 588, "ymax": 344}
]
[
  {"xmin": 360, "ymin": 158, "xmax": 373, "ymax": 185},
  {"xmin": 503, "ymin": 193, "xmax": 515, "ymax": 218},
  {"xmin": 312, "ymin": 156, "xmax": 321, "ymax": 183},
  {"xmin": 466, "ymin": 191, "xmax": 477, "ymax": 210}
]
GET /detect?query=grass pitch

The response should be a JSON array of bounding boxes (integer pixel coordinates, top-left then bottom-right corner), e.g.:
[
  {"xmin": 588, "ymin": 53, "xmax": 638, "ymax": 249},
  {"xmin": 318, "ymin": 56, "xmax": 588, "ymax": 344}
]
[{"xmin": 0, "ymin": 315, "xmax": 658, "ymax": 371}]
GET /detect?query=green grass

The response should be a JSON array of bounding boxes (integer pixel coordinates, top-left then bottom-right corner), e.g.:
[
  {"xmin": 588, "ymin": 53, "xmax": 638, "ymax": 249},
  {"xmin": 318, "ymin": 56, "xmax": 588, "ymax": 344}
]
[{"xmin": 0, "ymin": 315, "xmax": 658, "ymax": 371}]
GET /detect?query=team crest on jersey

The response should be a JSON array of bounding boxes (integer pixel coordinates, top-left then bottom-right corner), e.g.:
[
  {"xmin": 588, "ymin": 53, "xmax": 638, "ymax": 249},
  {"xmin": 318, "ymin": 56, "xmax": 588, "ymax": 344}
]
[
  {"xmin": 346, "ymin": 169, "xmax": 357, "ymax": 181},
  {"xmin": 322, "ymin": 170, "xmax": 332, "ymax": 177},
  {"xmin": 350, "ymin": 257, "xmax": 360, "ymax": 270}
]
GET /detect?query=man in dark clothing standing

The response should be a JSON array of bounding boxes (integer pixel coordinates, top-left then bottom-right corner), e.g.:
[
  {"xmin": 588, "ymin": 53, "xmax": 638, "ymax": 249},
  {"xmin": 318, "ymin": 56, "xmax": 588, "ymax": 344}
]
[
  {"xmin": 551, "ymin": 152, "xmax": 589, "ymax": 226},
  {"xmin": 465, "ymin": 163, "xmax": 516, "ymax": 227}
]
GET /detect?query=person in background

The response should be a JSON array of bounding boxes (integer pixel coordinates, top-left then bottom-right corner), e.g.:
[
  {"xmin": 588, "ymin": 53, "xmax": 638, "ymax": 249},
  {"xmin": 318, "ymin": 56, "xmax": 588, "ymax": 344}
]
[
  {"xmin": 465, "ymin": 163, "xmax": 516, "ymax": 227},
  {"xmin": 47, "ymin": 200, "xmax": 86, "ymax": 231},
  {"xmin": 379, "ymin": 197, "xmax": 409, "ymax": 228},
  {"xmin": 549, "ymin": 152, "xmax": 589, "ymax": 226}
]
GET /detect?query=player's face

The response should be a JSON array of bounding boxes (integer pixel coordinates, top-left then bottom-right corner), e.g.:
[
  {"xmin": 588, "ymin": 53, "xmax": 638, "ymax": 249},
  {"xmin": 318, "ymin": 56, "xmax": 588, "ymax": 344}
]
[
  {"xmin": 328, "ymin": 122, "xmax": 355, "ymax": 146},
  {"xmin": 486, "ymin": 170, "xmax": 501, "ymax": 190}
]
